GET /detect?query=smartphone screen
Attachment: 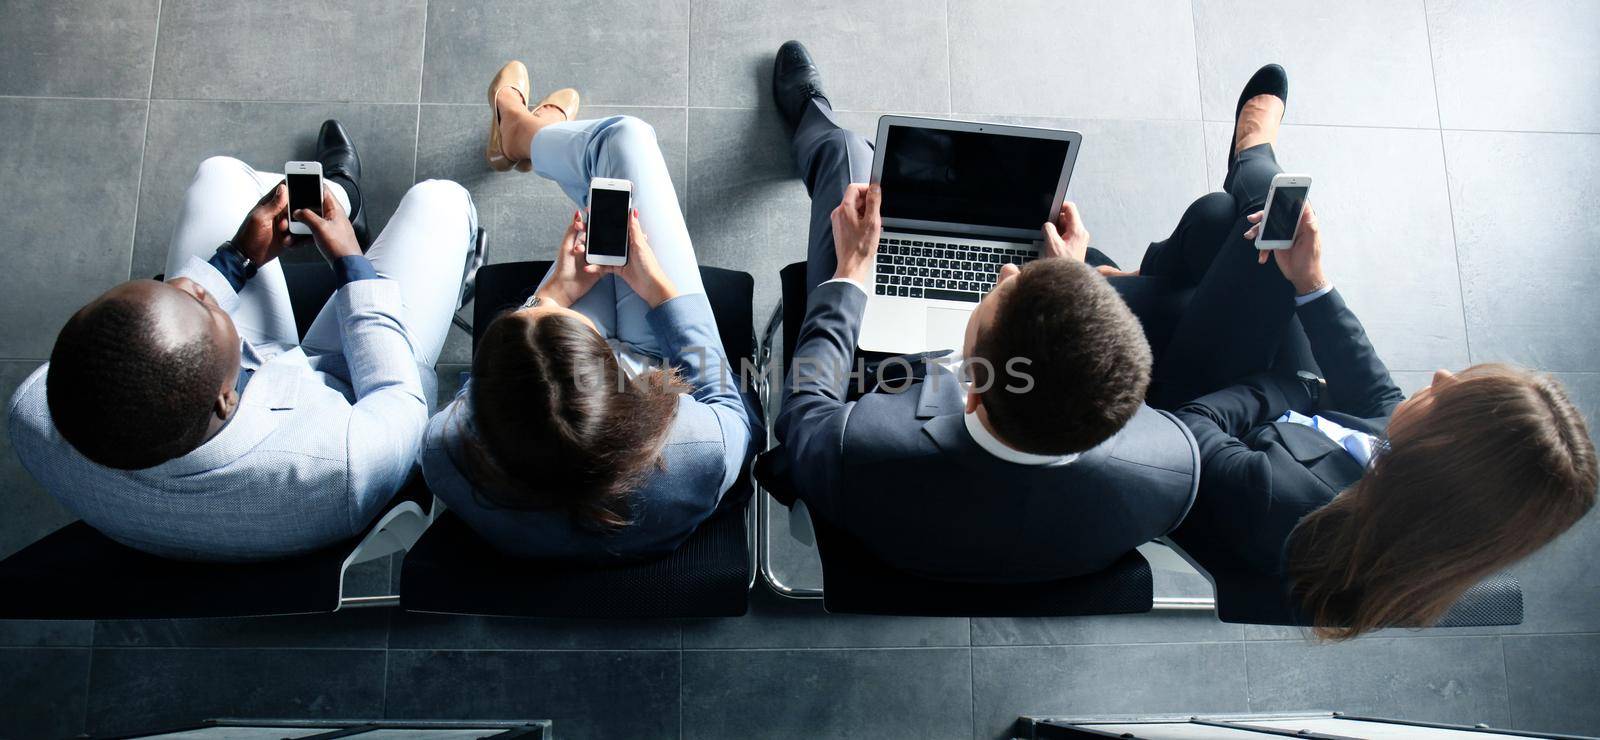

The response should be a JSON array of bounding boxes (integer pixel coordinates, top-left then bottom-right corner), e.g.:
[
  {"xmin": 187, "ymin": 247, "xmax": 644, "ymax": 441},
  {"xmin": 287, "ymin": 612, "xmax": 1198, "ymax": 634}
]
[
  {"xmin": 287, "ymin": 173, "xmax": 322, "ymax": 221},
  {"xmin": 1262, "ymin": 185, "xmax": 1309, "ymax": 241},
  {"xmin": 587, "ymin": 187, "xmax": 630, "ymax": 258}
]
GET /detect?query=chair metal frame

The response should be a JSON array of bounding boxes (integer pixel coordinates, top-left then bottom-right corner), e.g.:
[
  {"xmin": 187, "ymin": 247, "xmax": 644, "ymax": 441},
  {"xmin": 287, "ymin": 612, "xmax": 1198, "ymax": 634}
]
[
  {"xmin": 335, "ymin": 498, "xmax": 433, "ymax": 609},
  {"xmin": 751, "ymin": 298, "xmax": 1214, "ymax": 611}
]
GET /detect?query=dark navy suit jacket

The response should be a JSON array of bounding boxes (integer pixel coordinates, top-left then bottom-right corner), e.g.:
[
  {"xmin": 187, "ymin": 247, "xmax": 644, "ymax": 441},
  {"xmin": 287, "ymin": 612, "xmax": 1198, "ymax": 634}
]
[
  {"xmin": 1172, "ymin": 288, "xmax": 1404, "ymax": 576},
  {"xmin": 771, "ymin": 280, "xmax": 1200, "ymax": 584}
]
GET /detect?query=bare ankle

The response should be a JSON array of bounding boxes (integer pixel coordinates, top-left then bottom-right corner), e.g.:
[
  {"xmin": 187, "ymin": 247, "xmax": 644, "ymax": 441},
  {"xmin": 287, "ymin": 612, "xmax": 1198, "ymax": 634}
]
[
  {"xmin": 1234, "ymin": 94, "xmax": 1283, "ymax": 153},
  {"xmin": 495, "ymin": 90, "xmax": 535, "ymax": 161}
]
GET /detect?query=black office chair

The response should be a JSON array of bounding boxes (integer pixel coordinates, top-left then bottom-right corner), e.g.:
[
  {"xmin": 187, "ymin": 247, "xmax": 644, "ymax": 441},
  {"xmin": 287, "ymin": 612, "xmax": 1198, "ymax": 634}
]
[
  {"xmin": 1167, "ymin": 537, "xmax": 1524, "ymax": 628},
  {"xmin": 0, "ymin": 230, "xmax": 490, "ymax": 620},
  {"xmin": 398, "ymin": 260, "xmax": 758, "ymax": 618},
  {"xmin": 753, "ymin": 261, "xmax": 1156, "ymax": 617},
  {"xmin": 0, "ymin": 475, "xmax": 431, "ymax": 620}
]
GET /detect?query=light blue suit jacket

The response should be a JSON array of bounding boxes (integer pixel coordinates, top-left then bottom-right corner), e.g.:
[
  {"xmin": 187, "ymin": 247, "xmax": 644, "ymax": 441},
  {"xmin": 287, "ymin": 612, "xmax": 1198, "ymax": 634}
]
[
  {"xmin": 7, "ymin": 256, "xmax": 434, "ymax": 562},
  {"xmin": 420, "ymin": 292, "xmax": 759, "ymax": 560}
]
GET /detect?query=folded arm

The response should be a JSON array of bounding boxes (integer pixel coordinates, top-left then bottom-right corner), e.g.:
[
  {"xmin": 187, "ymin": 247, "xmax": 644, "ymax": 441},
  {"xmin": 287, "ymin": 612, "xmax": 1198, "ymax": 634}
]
[
  {"xmin": 649, "ymin": 292, "xmax": 759, "ymax": 496},
  {"xmin": 336, "ymin": 279, "xmax": 431, "ymax": 533},
  {"xmin": 1296, "ymin": 288, "xmax": 1404, "ymax": 419}
]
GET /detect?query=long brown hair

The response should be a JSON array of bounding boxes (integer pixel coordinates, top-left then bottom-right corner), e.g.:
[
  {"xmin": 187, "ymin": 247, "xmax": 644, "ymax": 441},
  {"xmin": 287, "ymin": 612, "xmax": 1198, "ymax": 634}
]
[
  {"xmin": 458, "ymin": 309, "xmax": 687, "ymax": 530},
  {"xmin": 1287, "ymin": 364, "xmax": 1597, "ymax": 639}
]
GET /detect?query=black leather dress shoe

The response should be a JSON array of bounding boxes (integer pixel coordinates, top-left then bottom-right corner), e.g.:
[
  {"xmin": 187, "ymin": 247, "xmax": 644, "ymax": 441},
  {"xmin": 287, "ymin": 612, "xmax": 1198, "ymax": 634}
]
[
  {"xmin": 771, "ymin": 40, "xmax": 830, "ymax": 130},
  {"xmin": 316, "ymin": 119, "xmax": 369, "ymax": 248}
]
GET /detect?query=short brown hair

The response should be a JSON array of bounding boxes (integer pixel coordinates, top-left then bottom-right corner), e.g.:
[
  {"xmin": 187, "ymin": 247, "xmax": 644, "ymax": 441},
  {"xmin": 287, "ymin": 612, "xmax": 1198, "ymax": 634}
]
[
  {"xmin": 972, "ymin": 258, "xmax": 1152, "ymax": 454},
  {"xmin": 459, "ymin": 310, "xmax": 687, "ymax": 530},
  {"xmin": 1288, "ymin": 364, "xmax": 1598, "ymax": 640}
]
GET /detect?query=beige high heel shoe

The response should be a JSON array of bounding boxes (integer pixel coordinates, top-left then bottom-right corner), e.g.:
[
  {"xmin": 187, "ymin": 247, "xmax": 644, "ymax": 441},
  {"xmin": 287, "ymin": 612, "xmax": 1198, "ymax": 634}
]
[
  {"xmin": 486, "ymin": 61, "xmax": 530, "ymax": 172},
  {"xmin": 533, "ymin": 87, "xmax": 581, "ymax": 124}
]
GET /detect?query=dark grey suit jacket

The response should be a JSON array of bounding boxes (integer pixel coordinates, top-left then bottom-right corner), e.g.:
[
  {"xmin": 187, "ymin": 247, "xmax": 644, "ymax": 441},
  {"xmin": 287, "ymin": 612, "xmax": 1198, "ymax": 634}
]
[
  {"xmin": 1172, "ymin": 288, "xmax": 1404, "ymax": 576},
  {"xmin": 772, "ymin": 280, "xmax": 1201, "ymax": 584}
]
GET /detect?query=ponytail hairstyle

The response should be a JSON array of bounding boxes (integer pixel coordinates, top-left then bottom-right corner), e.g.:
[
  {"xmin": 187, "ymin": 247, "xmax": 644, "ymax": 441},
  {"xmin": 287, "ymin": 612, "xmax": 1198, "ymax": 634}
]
[
  {"xmin": 458, "ymin": 308, "xmax": 687, "ymax": 530},
  {"xmin": 1287, "ymin": 364, "xmax": 1597, "ymax": 640}
]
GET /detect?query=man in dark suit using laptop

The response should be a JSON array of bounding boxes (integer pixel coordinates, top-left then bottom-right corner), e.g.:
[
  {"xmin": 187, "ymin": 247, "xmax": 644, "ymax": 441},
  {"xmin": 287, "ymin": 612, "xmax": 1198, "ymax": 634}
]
[{"xmin": 762, "ymin": 41, "xmax": 1199, "ymax": 583}]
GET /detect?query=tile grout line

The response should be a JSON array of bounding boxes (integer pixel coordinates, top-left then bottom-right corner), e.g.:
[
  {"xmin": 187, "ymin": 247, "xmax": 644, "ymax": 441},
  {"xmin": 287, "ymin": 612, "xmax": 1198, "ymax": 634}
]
[
  {"xmin": 682, "ymin": 0, "xmax": 692, "ymax": 223},
  {"xmin": 1498, "ymin": 635, "xmax": 1515, "ymax": 728},
  {"xmin": 81, "ymin": 624, "xmax": 98, "ymax": 736},
  {"xmin": 1187, "ymin": 0, "xmax": 1215, "ymax": 189},
  {"xmin": 1242, "ymin": 637, "xmax": 1255, "ymax": 714},
  {"xmin": 411, "ymin": 0, "xmax": 428, "ymax": 186},
  {"xmin": 1186, "ymin": 0, "xmax": 1207, "ymax": 127},
  {"xmin": 122, "ymin": 0, "xmax": 163, "ymax": 283},
  {"xmin": 944, "ymin": 0, "xmax": 954, "ymax": 116},
  {"xmin": 1421, "ymin": 0, "xmax": 1474, "ymax": 364}
]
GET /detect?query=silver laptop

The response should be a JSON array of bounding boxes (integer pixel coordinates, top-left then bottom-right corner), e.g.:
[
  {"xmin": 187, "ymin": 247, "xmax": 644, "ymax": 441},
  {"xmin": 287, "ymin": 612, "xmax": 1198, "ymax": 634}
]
[{"xmin": 860, "ymin": 116, "xmax": 1082, "ymax": 354}]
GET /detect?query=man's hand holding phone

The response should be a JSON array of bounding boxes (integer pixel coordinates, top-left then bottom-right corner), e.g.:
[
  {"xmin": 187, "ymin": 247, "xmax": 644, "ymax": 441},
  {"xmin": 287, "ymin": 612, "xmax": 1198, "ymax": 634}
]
[
  {"xmin": 1245, "ymin": 202, "xmax": 1328, "ymax": 296},
  {"xmin": 583, "ymin": 209, "xmax": 679, "ymax": 309},
  {"xmin": 1041, "ymin": 201, "xmax": 1090, "ymax": 262},
  {"xmin": 831, "ymin": 183, "xmax": 883, "ymax": 284},
  {"xmin": 229, "ymin": 183, "xmax": 295, "ymax": 266},
  {"xmin": 293, "ymin": 187, "xmax": 362, "ymax": 263}
]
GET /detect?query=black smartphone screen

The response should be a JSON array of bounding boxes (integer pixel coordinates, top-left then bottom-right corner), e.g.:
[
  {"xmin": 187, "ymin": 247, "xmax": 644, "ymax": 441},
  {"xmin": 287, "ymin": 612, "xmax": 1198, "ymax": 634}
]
[
  {"xmin": 587, "ymin": 187, "xmax": 630, "ymax": 258},
  {"xmin": 1262, "ymin": 185, "xmax": 1308, "ymax": 241},
  {"xmin": 287, "ymin": 173, "xmax": 322, "ymax": 219}
]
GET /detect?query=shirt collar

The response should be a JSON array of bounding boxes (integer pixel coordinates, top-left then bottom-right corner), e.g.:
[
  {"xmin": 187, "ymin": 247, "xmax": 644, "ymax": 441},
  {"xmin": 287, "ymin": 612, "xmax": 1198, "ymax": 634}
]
[{"xmin": 963, "ymin": 410, "xmax": 1079, "ymax": 467}]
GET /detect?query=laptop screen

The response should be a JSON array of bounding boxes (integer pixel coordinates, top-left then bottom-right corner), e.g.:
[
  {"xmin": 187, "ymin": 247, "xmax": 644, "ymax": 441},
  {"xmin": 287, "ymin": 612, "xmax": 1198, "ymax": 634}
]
[{"xmin": 878, "ymin": 125, "xmax": 1070, "ymax": 233}]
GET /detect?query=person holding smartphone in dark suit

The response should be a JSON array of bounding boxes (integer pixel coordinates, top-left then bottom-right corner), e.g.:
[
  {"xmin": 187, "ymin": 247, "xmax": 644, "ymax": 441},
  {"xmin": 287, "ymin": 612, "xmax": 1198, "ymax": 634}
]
[{"xmin": 1121, "ymin": 70, "xmax": 1598, "ymax": 640}]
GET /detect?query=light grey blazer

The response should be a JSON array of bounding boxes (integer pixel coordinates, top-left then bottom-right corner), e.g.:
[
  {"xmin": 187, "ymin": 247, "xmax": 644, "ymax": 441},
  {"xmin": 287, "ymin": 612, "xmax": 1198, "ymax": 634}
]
[
  {"xmin": 420, "ymin": 292, "xmax": 760, "ymax": 560},
  {"xmin": 7, "ymin": 256, "xmax": 434, "ymax": 562}
]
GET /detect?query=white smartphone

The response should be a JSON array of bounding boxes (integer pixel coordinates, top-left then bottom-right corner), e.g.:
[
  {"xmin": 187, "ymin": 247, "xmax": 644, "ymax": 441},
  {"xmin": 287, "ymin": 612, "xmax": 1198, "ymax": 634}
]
[
  {"xmin": 584, "ymin": 177, "xmax": 632, "ymax": 267},
  {"xmin": 1256, "ymin": 173, "xmax": 1312, "ymax": 250},
  {"xmin": 285, "ymin": 161, "xmax": 324, "ymax": 236}
]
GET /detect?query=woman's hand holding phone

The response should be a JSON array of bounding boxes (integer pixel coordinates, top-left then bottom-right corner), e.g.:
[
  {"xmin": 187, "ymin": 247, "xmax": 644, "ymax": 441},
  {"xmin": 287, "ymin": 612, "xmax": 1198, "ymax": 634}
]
[
  {"xmin": 230, "ymin": 183, "xmax": 295, "ymax": 266},
  {"xmin": 293, "ymin": 187, "xmax": 362, "ymax": 263},
  {"xmin": 534, "ymin": 209, "xmax": 603, "ymax": 308},
  {"xmin": 585, "ymin": 209, "xmax": 679, "ymax": 309},
  {"xmin": 1245, "ymin": 202, "xmax": 1328, "ymax": 296}
]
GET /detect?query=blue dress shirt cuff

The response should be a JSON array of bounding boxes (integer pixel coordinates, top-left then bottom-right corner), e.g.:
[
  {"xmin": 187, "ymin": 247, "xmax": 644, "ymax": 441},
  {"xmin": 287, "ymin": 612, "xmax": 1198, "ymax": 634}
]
[
  {"xmin": 207, "ymin": 244, "xmax": 254, "ymax": 292},
  {"xmin": 1294, "ymin": 283, "xmax": 1334, "ymax": 306},
  {"xmin": 333, "ymin": 255, "xmax": 380, "ymax": 285}
]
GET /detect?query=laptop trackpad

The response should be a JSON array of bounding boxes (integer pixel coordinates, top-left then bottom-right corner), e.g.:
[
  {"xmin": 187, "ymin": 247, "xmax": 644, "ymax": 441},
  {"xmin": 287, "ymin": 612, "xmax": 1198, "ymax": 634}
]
[{"xmin": 925, "ymin": 308, "xmax": 971, "ymax": 353}]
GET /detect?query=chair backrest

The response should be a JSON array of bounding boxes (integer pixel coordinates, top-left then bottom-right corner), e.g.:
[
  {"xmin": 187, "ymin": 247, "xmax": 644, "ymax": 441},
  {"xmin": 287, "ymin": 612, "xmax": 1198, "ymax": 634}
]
[
  {"xmin": 808, "ymin": 513, "xmax": 1153, "ymax": 617},
  {"xmin": 0, "ymin": 521, "xmax": 346, "ymax": 620},
  {"xmin": 401, "ymin": 495, "xmax": 752, "ymax": 619},
  {"xmin": 1205, "ymin": 565, "xmax": 1523, "ymax": 628},
  {"xmin": 0, "ymin": 471, "xmax": 432, "ymax": 621}
]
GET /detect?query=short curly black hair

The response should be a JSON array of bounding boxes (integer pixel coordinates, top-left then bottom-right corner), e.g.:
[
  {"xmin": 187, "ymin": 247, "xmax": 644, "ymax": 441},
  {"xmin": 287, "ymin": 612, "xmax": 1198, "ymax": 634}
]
[
  {"xmin": 971, "ymin": 258, "xmax": 1151, "ymax": 455},
  {"xmin": 46, "ymin": 286, "xmax": 232, "ymax": 469}
]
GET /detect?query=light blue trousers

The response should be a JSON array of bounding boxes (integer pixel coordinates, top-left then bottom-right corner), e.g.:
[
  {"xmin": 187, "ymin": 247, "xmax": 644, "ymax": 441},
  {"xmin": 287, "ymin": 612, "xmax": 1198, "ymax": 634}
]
[{"xmin": 530, "ymin": 115, "xmax": 705, "ymax": 358}]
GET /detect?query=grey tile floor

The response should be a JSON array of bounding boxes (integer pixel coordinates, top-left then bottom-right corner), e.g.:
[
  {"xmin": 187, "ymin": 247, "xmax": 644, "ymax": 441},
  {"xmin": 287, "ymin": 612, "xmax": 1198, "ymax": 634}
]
[{"xmin": 0, "ymin": 1, "xmax": 1596, "ymax": 738}]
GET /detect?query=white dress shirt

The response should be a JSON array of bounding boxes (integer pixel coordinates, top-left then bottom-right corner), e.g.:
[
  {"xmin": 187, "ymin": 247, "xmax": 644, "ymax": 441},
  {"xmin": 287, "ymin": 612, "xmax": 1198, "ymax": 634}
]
[{"xmin": 1276, "ymin": 409, "xmax": 1378, "ymax": 466}]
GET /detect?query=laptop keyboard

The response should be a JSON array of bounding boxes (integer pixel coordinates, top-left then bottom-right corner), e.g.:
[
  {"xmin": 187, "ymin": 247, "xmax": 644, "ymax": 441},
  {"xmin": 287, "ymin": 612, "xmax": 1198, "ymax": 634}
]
[{"xmin": 873, "ymin": 236, "xmax": 1038, "ymax": 303}]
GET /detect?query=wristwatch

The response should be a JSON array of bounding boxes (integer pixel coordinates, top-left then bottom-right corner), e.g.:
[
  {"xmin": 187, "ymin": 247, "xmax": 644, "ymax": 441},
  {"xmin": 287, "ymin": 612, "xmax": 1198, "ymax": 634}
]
[
  {"xmin": 1295, "ymin": 369, "xmax": 1326, "ymax": 407},
  {"xmin": 219, "ymin": 241, "xmax": 259, "ymax": 280}
]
